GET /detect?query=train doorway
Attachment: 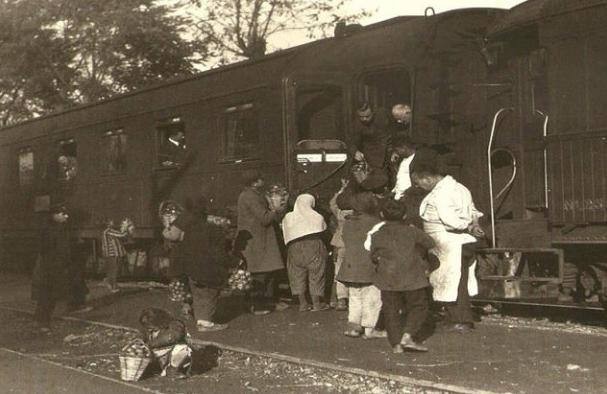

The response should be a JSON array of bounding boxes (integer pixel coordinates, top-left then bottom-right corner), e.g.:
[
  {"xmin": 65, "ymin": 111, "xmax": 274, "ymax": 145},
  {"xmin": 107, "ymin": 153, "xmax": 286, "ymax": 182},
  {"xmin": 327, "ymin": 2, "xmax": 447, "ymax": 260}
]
[{"xmin": 283, "ymin": 73, "xmax": 350, "ymax": 204}]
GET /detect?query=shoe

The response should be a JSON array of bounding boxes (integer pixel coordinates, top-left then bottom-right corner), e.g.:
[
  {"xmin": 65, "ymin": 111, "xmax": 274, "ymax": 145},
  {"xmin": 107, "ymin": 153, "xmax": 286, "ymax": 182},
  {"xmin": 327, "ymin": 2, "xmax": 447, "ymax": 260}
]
[
  {"xmin": 335, "ymin": 299, "xmax": 348, "ymax": 311},
  {"xmin": 250, "ymin": 306, "xmax": 271, "ymax": 316},
  {"xmin": 392, "ymin": 344, "xmax": 404, "ymax": 354},
  {"xmin": 110, "ymin": 288, "xmax": 120, "ymax": 294},
  {"xmin": 197, "ymin": 322, "xmax": 228, "ymax": 332},
  {"xmin": 362, "ymin": 329, "xmax": 387, "ymax": 339},
  {"xmin": 311, "ymin": 303, "xmax": 330, "ymax": 312},
  {"xmin": 39, "ymin": 325, "xmax": 52, "ymax": 334},
  {"xmin": 275, "ymin": 301, "xmax": 290, "ymax": 311},
  {"xmin": 446, "ymin": 323, "xmax": 474, "ymax": 333},
  {"xmin": 299, "ymin": 304, "xmax": 312, "ymax": 312},
  {"xmin": 343, "ymin": 329, "xmax": 362, "ymax": 338},
  {"xmin": 400, "ymin": 333, "xmax": 428, "ymax": 352},
  {"xmin": 69, "ymin": 306, "xmax": 93, "ymax": 314},
  {"xmin": 165, "ymin": 367, "xmax": 189, "ymax": 379}
]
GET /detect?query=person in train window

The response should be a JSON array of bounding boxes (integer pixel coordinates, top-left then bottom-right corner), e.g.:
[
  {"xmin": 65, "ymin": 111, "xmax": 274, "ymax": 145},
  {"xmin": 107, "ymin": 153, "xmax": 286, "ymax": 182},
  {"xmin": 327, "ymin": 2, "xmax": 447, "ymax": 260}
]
[
  {"xmin": 390, "ymin": 103, "xmax": 412, "ymax": 140},
  {"xmin": 349, "ymin": 103, "xmax": 393, "ymax": 171},
  {"xmin": 236, "ymin": 170, "xmax": 287, "ymax": 315},
  {"xmin": 413, "ymin": 165, "xmax": 485, "ymax": 332},
  {"xmin": 281, "ymin": 193, "xmax": 329, "ymax": 312},
  {"xmin": 160, "ymin": 130, "xmax": 186, "ymax": 167}
]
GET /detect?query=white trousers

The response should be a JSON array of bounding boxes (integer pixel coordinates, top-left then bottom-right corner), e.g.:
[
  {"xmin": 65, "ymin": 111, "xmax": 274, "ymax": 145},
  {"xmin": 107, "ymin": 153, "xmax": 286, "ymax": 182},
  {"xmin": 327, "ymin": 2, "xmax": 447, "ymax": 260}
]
[{"xmin": 347, "ymin": 284, "xmax": 382, "ymax": 328}]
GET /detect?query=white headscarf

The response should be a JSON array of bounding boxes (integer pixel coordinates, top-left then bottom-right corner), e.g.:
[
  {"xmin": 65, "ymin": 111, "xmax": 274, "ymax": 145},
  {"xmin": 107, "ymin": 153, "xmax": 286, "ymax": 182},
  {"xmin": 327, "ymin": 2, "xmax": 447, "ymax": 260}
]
[{"xmin": 282, "ymin": 194, "xmax": 327, "ymax": 245}]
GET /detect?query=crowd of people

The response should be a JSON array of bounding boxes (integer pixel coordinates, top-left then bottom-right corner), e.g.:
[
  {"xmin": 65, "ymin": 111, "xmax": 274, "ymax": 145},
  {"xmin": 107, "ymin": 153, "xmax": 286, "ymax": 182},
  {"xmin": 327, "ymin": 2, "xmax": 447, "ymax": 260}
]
[
  {"xmin": 32, "ymin": 102, "xmax": 486, "ymax": 356},
  {"xmin": 161, "ymin": 102, "xmax": 486, "ymax": 354}
]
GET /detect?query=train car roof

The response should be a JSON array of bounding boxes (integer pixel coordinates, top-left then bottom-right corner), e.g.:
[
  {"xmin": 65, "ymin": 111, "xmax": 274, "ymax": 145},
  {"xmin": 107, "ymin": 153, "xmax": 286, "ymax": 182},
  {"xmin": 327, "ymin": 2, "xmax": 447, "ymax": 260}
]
[
  {"xmin": 488, "ymin": 0, "xmax": 607, "ymax": 36},
  {"xmin": 0, "ymin": 8, "xmax": 501, "ymax": 135}
]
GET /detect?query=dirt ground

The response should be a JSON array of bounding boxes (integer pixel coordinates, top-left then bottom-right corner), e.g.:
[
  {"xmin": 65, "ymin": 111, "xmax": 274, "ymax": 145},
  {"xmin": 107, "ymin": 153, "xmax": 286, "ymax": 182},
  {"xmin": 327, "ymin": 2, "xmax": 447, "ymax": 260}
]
[{"xmin": 0, "ymin": 309, "xmax": 431, "ymax": 394}]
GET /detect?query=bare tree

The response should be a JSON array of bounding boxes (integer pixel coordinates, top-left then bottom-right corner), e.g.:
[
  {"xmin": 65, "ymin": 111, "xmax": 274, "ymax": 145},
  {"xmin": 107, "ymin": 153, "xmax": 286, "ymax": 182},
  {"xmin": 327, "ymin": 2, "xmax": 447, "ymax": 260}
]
[{"xmin": 187, "ymin": 0, "xmax": 373, "ymax": 63}]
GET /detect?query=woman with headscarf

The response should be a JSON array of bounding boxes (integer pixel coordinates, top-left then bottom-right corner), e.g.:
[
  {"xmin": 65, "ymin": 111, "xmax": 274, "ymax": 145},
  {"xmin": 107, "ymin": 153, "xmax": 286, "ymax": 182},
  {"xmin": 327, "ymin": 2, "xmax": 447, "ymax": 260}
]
[{"xmin": 282, "ymin": 194, "xmax": 329, "ymax": 312}]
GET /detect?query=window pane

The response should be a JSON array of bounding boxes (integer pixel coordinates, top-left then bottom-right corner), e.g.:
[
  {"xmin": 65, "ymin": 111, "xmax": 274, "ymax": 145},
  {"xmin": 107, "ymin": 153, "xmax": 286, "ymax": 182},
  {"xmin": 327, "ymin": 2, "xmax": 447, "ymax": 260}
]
[
  {"xmin": 296, "ymin": 86, "xmax": 344, "ymax": 141},
  {"xmin": 360, "ymin": 69, "xmax": 411, "ymax": 111},
  {"xmin": 18, "ymin": 149, "xmax": 34, "ymax": 187},
  {"xmin": 57, "ymin": 139, "xmax": 77, "ymax": 181},
  {"xmin": 104, "ymin": 130, "xmax": 127, "ymax": 173},
  {"xmin": 223, "ymin": 104, "xmax": 259, "ymax": 159},
  {"xmin": 157, "ymin": 119, "xmax": 186, "ymax": 167}
]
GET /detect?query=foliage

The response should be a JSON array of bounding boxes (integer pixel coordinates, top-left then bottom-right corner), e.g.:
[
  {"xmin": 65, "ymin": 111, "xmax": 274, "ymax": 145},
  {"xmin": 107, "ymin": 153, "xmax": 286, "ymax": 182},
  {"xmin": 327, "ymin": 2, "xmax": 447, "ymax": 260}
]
[
  {"xmin": 0, "ymin": 0, "xmax": 203, "ymax": 126},
  {"xmin": 187, "ymin": 0, "xmax": 373, "ymax": 63}
]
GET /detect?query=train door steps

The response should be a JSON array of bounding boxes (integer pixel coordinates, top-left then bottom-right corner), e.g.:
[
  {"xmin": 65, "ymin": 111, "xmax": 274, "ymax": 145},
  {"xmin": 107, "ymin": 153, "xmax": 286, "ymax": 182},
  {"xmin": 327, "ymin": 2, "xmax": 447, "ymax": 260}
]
[{"xmin": 2, "ymin": 274, "xmax": 607, "ymax": 394}]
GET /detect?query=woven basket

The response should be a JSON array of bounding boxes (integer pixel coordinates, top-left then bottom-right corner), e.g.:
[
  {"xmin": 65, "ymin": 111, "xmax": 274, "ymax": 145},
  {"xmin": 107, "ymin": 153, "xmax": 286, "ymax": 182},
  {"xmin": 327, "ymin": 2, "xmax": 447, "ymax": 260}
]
[{"xmin": 119, "ymin": 355, "xmax": 151, "ymax": 382}]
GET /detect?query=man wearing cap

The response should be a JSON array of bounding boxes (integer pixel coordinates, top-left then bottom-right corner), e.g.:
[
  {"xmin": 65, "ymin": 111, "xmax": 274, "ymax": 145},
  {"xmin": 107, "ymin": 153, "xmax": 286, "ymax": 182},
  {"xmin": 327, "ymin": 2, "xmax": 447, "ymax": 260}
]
[
  {"xmin": 349, "ymin": 104, "xmax": 393, "ymax": 171},
  {"xmin": 33, "ymin": 203, "xmax": 91, "ymax": 331},
  {"xmin": 236, "ymin": 170, "xmax": 286, "ymax": 315}
]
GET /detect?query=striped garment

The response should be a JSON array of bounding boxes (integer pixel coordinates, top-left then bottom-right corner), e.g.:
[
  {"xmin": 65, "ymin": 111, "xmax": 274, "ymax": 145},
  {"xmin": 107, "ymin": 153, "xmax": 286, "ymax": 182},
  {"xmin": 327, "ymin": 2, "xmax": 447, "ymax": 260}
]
[{"xmin": 101, "ymin": 227, "xmax": 128, "ymax": 258}]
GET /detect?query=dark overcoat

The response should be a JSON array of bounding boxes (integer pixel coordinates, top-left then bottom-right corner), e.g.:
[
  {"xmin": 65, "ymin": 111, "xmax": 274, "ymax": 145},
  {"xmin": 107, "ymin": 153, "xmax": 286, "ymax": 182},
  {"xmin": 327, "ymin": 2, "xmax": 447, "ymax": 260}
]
[
  {"xmin": 170, "ymin": 212, "xmax": 233, "ymax": 287},
  {"xmin": 33, "ymin": 221, "xmax": 71, "ymax": 301},
  {"xmin": 370, "ymin": 221, "xmax": 435, "ymax": 291},
  {"xmin": 236, "ymin": 187, "xmax": 284, "ymax": 273},
  {"xmin": 337, "ymin": 213, "xmax": 381, "ymax": 284}
]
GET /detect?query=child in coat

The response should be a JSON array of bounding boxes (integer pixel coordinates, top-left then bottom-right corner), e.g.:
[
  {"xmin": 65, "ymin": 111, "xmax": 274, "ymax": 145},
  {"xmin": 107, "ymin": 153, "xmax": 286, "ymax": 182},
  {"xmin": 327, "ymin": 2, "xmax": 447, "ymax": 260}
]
[
  {"xmin": 337, "ymin": 191, "xmax": 386, "ymax": 339},
  {"xmin": 366, "ymin": 198, "xmax": 435, "ymax": 353},
  {"xmin": 101, "ymin": 218, "xmax": 133, "ymax": 293},
  {"xmin": 329, "ymin": 179, "xmax": 352, "ymax": 310}
]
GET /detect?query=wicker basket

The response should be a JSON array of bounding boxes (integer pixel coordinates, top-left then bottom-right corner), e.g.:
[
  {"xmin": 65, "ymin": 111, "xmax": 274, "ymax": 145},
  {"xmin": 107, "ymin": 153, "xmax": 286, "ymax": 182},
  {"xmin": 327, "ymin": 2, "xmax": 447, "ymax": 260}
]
[{"xmin": 119, "ymin": 355, "xmax": 151, "ymax": 382}]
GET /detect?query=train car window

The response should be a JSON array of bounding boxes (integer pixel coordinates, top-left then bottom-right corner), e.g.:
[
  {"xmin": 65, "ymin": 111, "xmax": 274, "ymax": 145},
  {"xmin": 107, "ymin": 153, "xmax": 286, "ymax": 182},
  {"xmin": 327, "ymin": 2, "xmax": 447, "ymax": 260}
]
[
  {"xmin": 18, "ymin": 148, "xmax": 34, "ymax": 187},
  {"xmin": 223, "ymin": 103, "xmax": 259, "ymax": 160},
  {"xmin": 103, "ymin": 128, "xmax": 127, "ymax": 173},
  {"xmin": 157, "ymin": 117, "xmax": 186, "ymax": 167},
  {"xmin": 296, "ymin": 85, "xmax": 344, "ymax": 141},
  {"xmin": 359, "ymin": 69, "xmax": 411, "ymax": 112},
  {"xmin": 57, "ymin": 139, "xmax": 77, "ymax": 181}
]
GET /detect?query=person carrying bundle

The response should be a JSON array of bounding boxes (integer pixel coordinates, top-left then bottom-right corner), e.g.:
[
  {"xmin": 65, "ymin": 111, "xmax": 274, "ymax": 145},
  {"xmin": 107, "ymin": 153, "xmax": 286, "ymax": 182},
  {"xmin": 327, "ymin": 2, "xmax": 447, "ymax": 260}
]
[{"xmin": 139, "ymin": 308, "xmax": 192, "ymax": 378}]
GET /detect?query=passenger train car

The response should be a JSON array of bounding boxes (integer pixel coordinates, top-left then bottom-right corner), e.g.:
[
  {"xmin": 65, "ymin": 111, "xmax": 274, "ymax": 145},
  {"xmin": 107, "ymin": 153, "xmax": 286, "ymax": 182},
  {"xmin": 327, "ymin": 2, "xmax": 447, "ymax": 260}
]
[{"xmin": 1, "ymin": 0, "xmax": 607, "ymax": 310}]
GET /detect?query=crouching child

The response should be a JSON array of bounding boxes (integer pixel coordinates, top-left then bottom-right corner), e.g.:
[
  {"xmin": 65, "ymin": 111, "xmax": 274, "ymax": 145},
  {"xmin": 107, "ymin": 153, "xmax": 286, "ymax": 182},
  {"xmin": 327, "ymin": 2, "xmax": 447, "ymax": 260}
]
[
  {"xmin": 139, "ymin": 308, "xmax": 193, "ymax": 378},
  {"xmin": 366, "ymin": 199, "xmax": 436, "ymax": 353}
]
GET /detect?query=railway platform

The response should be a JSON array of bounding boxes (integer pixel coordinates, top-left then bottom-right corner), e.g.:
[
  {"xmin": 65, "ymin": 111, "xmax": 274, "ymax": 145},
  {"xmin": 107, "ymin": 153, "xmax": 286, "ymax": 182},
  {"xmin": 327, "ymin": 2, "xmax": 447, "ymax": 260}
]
[{"xmin": 1, "ymin": 273, "xmax": 606, "ymax": 394}]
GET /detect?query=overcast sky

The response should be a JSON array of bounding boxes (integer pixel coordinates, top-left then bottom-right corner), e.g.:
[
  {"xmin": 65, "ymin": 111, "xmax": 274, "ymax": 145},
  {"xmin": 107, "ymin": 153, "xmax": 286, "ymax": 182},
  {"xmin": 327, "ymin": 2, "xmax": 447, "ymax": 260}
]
[
  {"xmin": 356, "ymin": 0, "xmax": 526, "ymax": 22},
  {"xmin": 274, "ymin": 0, "xmax": 527, "ymax": 47}
]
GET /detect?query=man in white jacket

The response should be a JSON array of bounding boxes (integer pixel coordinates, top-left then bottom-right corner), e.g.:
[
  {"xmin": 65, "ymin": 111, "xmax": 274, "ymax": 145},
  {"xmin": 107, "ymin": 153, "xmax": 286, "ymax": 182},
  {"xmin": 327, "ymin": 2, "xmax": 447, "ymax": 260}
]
[{"xmin": 412, "ymin": 166, "xmax": 484, "ymax": 332}]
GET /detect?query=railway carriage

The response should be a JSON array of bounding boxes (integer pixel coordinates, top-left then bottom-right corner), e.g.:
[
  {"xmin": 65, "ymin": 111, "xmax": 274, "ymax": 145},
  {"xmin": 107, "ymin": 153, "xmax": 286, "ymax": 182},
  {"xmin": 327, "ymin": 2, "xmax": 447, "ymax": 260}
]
[{"xmin": 2, "ymin": 0, "xmax": 607, "ymax": 311}]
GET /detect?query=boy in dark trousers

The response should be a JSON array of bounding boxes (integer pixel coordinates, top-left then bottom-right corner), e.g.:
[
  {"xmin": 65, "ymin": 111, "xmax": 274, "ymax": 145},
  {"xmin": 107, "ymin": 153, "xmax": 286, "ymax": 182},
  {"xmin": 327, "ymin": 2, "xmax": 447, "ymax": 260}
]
[{"xmin": 366, "ymin": 198, "xmax": 435, "ymax": 353}]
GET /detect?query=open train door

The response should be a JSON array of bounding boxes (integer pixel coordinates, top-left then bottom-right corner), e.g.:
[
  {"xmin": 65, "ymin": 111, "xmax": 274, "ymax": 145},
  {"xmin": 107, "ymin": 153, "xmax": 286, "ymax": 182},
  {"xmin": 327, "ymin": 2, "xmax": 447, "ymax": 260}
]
[{"xmin": 282, "ymin": 72, "xmax": 351, "ymax": 205}]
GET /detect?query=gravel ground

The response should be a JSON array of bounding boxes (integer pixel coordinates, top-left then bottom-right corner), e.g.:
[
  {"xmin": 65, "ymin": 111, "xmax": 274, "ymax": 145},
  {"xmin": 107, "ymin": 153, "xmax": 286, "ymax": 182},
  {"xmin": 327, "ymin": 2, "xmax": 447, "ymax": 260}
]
[{"xmin": 0, "ymin": 309, "xmax": 452, "ymax": 394}]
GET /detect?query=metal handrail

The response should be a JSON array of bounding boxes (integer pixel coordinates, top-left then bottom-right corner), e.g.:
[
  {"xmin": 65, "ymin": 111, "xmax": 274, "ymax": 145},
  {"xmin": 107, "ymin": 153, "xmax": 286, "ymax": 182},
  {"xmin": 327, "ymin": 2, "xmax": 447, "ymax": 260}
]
[
  {"xmin": 487, "ymin": 107, "xmax": 513, "ymax": 248},
  {"xmin": 535, "ymin": 109, "xmax": 549, "ymax": 210},
  {"xmin": 492, "ymin": 148, "xmax": 517, "ymax": 201}
]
